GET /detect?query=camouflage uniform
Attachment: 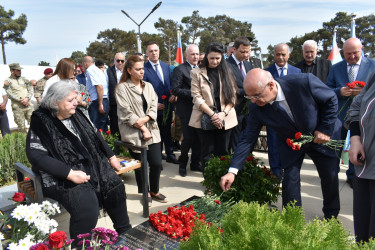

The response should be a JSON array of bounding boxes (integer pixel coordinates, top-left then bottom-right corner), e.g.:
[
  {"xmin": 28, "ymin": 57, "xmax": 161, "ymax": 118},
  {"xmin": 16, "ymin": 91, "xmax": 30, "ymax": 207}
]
[
  {"xmin": 34, "ymin": 77, "xmax": 47, "ymax": 101},
  {"xmin": 3, "ymin": 75, "xmax": 34, "ymax": 132}
]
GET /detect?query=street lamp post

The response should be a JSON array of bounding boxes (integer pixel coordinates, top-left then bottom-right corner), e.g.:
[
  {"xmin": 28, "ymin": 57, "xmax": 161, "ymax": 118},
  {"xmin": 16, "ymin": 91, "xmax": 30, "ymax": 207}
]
[{"xmin": 121, "ymin": 2, "xmax": 162, "ymax": 53}]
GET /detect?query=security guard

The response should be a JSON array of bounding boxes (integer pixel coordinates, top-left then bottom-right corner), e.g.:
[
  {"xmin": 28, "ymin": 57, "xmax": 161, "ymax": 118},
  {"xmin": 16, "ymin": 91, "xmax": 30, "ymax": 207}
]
[{"xmin": 3, "ymin": 63, "xmax": 34, "ymax": 132}]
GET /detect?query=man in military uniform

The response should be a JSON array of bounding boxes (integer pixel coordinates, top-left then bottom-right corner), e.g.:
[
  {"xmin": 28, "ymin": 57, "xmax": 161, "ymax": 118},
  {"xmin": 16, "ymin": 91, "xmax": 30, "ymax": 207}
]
[
  {"xmin": 34, "ymin": 68, "xmax": 53, "ymax": 105},
  {"xmin": 3, "ymin": 63, "xmax": 34, "ymax": 132}
]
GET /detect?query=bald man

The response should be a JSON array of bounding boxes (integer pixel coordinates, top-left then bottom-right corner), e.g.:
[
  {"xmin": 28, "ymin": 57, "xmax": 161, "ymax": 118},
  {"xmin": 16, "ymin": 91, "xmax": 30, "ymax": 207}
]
[
  {"xmin": 83, "ymin": 56, "xmax": 109, "ymax": 132},
  {"xmin": 220, "ymin": 68, "xmax": 342, "ymax": 219},
  {"xmin": 107, "ymin": 52, "xmax": 126, "ymax": 136},
  {"xmin": 326, "ymin": 37, "xmax": 375, "ymax": 188}
]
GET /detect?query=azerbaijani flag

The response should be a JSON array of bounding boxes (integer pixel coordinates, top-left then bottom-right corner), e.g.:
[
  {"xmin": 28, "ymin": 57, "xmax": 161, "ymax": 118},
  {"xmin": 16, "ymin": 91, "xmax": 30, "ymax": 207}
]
[
  {"xmin": 328, "ymin": 28, "xmax": 342, "ymax": 65},
  {"xmin": 176, "ymin": 30, "xmax": 183, "ymax": 65}
]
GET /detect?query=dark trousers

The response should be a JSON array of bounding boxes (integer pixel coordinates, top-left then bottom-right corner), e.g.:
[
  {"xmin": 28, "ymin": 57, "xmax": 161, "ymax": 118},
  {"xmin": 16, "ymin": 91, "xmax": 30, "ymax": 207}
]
[
  {"xmin": 88, "ymin": 99, "xmax": 109, "ymax": 132},
  {"xmin": 44, "ymin": 186, "xmax": 131, "ymax": 242},
  {"xmin": 0, "ymin": 110, "xmax": 11, "ymax": 137},
  {"xmin": 130, "ymin": 142, "xmax": 162, "ymax": 194},
  {"xmin": 229, "ymin": 113, "xmax": 247, "ymax": 152},
  {"xmin": 197, "ymin": 128, "xmax": 231, "ymax": 169},
  {"xmin": 282, "ymin": 146, "xmax": 340, "ymax": 218},
  {"xmin": 109, "ymin": 104, "xmax": 120, "ymax": 137},
  {"xmin": 179, "ymin": 114, "xmax": 201, "ymax": 169},
  {"xmin": 267, "ymin": 127, "xmax": 282, "ymax": 176},
  {"xmin": 157, "ymin": 111, "xmax": 174, "ymax": 157},
  {"xmin": 353, "ymin": 175, "xmax": 375, "ymax": 242}
]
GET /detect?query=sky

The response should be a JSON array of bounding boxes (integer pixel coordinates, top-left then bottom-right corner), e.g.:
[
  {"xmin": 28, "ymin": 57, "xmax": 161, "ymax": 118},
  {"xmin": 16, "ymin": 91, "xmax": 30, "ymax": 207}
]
[{"xmin": 1, "ymin": 0, "xmax": 374, "ymax": 66}]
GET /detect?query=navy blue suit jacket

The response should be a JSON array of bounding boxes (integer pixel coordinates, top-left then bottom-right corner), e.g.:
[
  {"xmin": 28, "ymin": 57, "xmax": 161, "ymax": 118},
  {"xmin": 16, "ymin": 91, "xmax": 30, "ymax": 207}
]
[
  {"xmin": 226, "ymin": 56, "xmax": 253, "ymax": 113},
  {"xmin": 265, "ymin": 63, "xmax": 301, "ymax": 78},
  {"xmin": 326, "ymin": 57, "xmax": 375, "ymax": 122},
  {"xmin": 76, "ymin": 73, "xmax": 86, "ymax": 86},
  {"xmin": 230, "ymin": 73, "xmax": 341, "ymax": 170},
  {"xmin": 143, "ymin": 60, "xmax": 172, "ymax": 110}
]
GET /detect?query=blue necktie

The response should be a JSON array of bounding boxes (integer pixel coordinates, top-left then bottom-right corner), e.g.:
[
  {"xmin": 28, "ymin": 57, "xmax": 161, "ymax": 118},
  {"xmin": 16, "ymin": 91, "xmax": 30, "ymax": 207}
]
[
  {"xmin": 279, "ymin": 68, "xmax": 285, "ymax": 77},
  {"xmin": 154, "ymin": 64, "xmax": 163, "ymax": 83}
]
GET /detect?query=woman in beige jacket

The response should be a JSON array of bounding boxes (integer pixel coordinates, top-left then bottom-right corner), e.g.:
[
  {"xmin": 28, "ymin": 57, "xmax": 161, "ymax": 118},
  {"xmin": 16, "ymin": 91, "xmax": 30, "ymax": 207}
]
[
  {"xmin": 189, "ymin": 42, "xmax": 238, "ymax": 171},
  {"xmin": 115, "ymin": 55, "xmax": 166, "ymax": 206}
]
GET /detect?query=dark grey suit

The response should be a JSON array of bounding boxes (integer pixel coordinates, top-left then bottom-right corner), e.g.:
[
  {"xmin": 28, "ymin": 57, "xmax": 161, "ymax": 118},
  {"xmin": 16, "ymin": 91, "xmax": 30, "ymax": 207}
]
[{"xmin": 294, "ymin": 57, "xmax": 331, "ymax": 83}]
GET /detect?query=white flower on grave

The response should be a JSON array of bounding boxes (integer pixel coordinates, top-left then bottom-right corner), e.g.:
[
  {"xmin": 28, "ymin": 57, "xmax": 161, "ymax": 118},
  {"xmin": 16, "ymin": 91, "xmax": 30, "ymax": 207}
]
[
  {"xmin": 11, "ymin": 204, "xmax": 27, "ymax": 220},
  {"xmin": 0, "ymin": 232, "xmax": 4, "ymax": 240},
  {"xmin": 7, "ymin": 233, "xmax": 36, "ymax": 250}
]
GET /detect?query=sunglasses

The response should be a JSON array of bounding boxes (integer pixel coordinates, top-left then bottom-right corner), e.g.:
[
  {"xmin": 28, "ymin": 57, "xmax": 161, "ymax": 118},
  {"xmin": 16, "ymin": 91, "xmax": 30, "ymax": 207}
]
[{"xmin": 116, "ymin": 59, "xmax": 125, "ymax": 63}]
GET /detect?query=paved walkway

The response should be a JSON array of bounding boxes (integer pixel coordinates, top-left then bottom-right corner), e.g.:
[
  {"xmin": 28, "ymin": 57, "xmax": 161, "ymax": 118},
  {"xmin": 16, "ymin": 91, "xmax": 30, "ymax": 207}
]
[{"xmin": 0, "ymin": 151, "xmax": 354, "ymax": 238}]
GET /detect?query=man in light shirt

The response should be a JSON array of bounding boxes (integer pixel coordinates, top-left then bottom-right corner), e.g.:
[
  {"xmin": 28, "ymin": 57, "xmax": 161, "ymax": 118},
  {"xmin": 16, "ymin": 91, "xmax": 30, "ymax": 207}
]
[{"xmin": 82, "ymin": 56, "xmax": 109, "ymax": 132}]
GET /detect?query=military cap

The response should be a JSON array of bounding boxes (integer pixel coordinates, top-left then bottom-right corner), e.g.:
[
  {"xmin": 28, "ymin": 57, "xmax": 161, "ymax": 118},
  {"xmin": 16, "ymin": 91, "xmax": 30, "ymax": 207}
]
[{"xmin": 9, "ymin": 63, "xmax": 23, "ymax": 70}]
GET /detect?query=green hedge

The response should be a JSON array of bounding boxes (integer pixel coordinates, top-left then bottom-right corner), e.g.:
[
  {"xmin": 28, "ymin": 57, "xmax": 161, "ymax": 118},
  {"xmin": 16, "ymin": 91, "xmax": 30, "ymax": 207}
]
[
  {"xmin": 180, "ymin": 202, "xmax": 375, "ymax": 249},
  {"xmin": 0, "ymin": 132, "xmax": 30, "ymax": 186}
]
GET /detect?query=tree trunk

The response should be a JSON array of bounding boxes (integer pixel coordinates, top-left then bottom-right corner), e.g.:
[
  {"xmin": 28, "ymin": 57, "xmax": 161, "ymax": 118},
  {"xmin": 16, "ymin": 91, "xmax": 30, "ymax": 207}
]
[{"xmin": 1, "ymin": 35, "xmax": 6, "ymax": 64}]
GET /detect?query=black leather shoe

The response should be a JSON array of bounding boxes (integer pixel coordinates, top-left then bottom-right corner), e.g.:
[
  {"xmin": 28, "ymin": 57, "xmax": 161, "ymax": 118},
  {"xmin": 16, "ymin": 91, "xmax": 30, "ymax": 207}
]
[
  {"xmin": 173, "ymin": 141, "xmax": 181, "ymax": 151},
  {"xmin": 179, "ymin": 168, "xmax": 187, "ymax": 177},
  {"xmin": 190, "ymin": 164, "xmax": 203, "ymax": 172},
  {"xmin": 161, "ymin": 154, "xmax": 167, "ymax": 160},
  {"xmin": 166, "ymin": 155, "xmax": 179, "ymax": 164},
  {"xmin": 346, "ymin": 178, "xmax": 353, "ymax": 189}
]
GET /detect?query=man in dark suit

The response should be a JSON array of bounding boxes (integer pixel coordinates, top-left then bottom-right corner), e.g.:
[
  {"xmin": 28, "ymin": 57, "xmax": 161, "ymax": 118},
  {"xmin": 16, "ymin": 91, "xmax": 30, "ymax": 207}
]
[
  {"xmin": 326, "ymin": 37, "xmax": 375, "ymax": 188},
  {"xmin": 295, "ymin": 40, "xmax": 331, "ymax": 83},
  {"xmin": 107, "ymin": 52, "xmax": 125, "ymax": 137},
  {"xmin": 265, "ymin": 43, "xmax": 301, "ymax": 179},
  {"xmin": 226, "ymin": 36, "xmax": 253, "ymax": 151},
  {"xmin": 143, "ymin": 41, "xmax": 179, "ymax": 164},
  {"xmin": 171, "ymin": 44, "xmax": 202, "ymax": 176},
  {"xmin": 221, "ymin": 68, "xmax": 341, "ymax": 219}
]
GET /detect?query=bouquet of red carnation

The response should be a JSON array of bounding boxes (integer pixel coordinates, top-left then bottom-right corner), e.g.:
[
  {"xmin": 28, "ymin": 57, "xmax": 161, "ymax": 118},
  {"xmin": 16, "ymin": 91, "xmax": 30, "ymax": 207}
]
[
  {"xmin": 149, "ymin": 204, "xmax": 211, "ymax": 241},
  {"xmin": 346, "ymin": 80, "xmax": 365, "ymax": 89},
  {"xmin": 161, "ymin": 93, "xmax": 171, "ymax": 126},
  {"xmin": 286, "ymin": 132, "xmax": 345, "ymax": 151}
]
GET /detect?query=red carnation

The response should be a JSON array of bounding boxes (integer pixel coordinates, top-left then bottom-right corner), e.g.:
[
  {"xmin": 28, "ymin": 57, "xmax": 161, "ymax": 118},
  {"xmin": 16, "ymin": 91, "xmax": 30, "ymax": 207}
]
[
  {"xmin": 81, "ymin": 92, "xmax": 85, "ymax": 96},
  {"xmin": 295, "ymin": 132, "xmax": 302, "ymax": 140},
  {"xmin": 98, "ymin": 129, "xmax": 103, "ymax": 133},
  {"xmin": 106, "ymin": 130, "xmax": 111, "ymax": 135},
  {"xmin": 295, "ymin": 144, "xmax": 301, "ymax": 150},
  {"xmin": 36, "ymin": 245, "xmax": 49, "ymax": 250},
  {"xmin": 88, "ymin": 98, "xmax": 91, "ymax": 102},
  {"xmin": 357, "ymin": 81, "xmax": 365, "ymax": 87},
  {"xmin": 12, "ymin": 192, "xmax": 26, "ymax": 202},
  {"xmin": 286, "ymin": 138, "xmax": 292, "ymax": 146},
  {"xmin": 220, "ymin": 156, "xmax": 226, "ymax": 161},
  {"xmin": 161, "ymin": 95, "xmax": 167, "ymax": 100},
  {"xmin": 49, "ymin": 231, "xmax": 67, "ymax": 249},
  {"xmin": 214, "ymin": 200, "xmax": 221, "ymax": 205}
]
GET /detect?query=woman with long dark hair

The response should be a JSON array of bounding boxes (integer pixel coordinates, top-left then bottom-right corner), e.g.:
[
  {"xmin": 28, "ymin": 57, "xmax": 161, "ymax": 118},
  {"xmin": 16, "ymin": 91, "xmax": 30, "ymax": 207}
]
[
  {"xmin": 115, "ymin": 55, "xmax": 166, "ymax": 205},
  {"xmin": 189, "ymin": 42, "xmax": 238, "ymax": 171}
]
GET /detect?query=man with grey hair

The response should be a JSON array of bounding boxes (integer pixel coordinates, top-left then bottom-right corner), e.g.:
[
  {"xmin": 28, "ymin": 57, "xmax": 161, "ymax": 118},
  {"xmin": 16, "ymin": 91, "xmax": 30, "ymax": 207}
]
[
  {"xmin": 171, "ymin": 44, "xmax": 202, "ymax": 176},
  {"xmin": 220, "ymin": 68, "xmax": 341, "ymax": 219},
  {"xmin": 225, "ymin": 42, "xmax": 235, "ymax": 59},
  {"xmin": 265, "ymin": 43, "xmax": 301, "ymax": 179},
  {"xmin": 107, "ymin": 52, "xmax": 125, "ymax": 136},
  {"xmin": 83, "ymin": 56, "xmax": 109, "ymax": 132},
  {"xmin": 295, "ymin": 40, "xmax": 331, "ymax": 82}
]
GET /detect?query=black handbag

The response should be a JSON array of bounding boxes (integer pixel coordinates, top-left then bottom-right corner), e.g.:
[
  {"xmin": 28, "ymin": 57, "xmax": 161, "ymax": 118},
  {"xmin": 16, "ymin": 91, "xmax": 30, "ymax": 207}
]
[{"xmin": 200, "ymin": 74, "xmax": 225, "ymax": 130}]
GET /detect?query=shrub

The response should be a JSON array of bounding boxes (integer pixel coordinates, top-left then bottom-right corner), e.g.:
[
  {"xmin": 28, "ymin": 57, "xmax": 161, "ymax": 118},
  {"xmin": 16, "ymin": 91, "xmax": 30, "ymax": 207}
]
[
  {"xmin": 0, "ymin": 132, "xmax": 30, "ymax": 186},
  {"xmin": 180, "ymin": 202, "xmax": 353, "ymax": 250},
  {"xmin": 202, "ymin": 154, "xmax": 280, "ymax": 205}
]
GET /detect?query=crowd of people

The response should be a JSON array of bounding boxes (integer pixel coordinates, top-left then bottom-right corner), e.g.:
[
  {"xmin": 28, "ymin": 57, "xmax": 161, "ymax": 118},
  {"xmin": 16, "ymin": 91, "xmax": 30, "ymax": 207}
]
[{"xmin": 1, "ymin": 36, "xmax": 375, "ymax": 243}]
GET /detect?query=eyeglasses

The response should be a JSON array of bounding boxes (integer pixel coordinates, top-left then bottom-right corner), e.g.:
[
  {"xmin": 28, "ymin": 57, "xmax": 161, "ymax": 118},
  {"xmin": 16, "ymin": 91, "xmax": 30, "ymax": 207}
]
[
  {"xmin": 116, "ymin": 59, "xmax": 125, "ymax": 63},
  {"xmin": 244, "ymin": 82, "xmax": 269, "ymax": 100}
]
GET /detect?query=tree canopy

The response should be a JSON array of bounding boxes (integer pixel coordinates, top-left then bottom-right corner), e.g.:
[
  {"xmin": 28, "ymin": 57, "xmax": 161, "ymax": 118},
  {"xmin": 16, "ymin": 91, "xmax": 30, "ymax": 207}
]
[{"xmin": 0, "ymin": 5, "xmax": 27, "ymax": 64}]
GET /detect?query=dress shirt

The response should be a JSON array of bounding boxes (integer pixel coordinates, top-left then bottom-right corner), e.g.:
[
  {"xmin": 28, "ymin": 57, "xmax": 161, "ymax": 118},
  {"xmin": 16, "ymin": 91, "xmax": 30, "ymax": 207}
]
[
  {"xmin": 0, "ymin": 88, "xmax": 6, "ymax": 103},
  {"xmin": 86, "ymin": 64, "xmax": 108, "ymax": 101},
  {"xmin": 115, "ymin": 67, "xmax": 123, "ymax": 83},
  {"xmin": 149, "ymin": 61, "xmax": 164, "ymax": 83},
  {"xmin": 276, "ymin": 64, "xmax": 289, "ymax": 77},
  {"xmin": 231, "ymin": 54, "xmax": 246, "ymax": 76},
  {"xmin": 228, "ymin": 81, "xmax": 293, "ymax": 175},
  {"xmin": 347, "ymin": 57, "xmax": 362, "ymax": 81},
  {"xmin": 187, "ymin": 62, "xmax": 198, "ymax": 69}
]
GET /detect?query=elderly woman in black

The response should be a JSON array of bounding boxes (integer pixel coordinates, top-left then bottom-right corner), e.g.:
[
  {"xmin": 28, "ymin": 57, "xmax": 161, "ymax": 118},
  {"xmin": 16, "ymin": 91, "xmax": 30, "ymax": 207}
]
[{"xmin": 26, "ymin": 80, "xmax": 131, "ymax": 243}]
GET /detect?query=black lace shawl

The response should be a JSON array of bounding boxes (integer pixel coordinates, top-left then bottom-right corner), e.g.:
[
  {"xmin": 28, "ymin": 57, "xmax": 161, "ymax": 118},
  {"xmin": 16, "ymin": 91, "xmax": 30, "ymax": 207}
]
[{"xmin": 29, "ymin": 108, "xmax": 125, "ymax": 207}]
